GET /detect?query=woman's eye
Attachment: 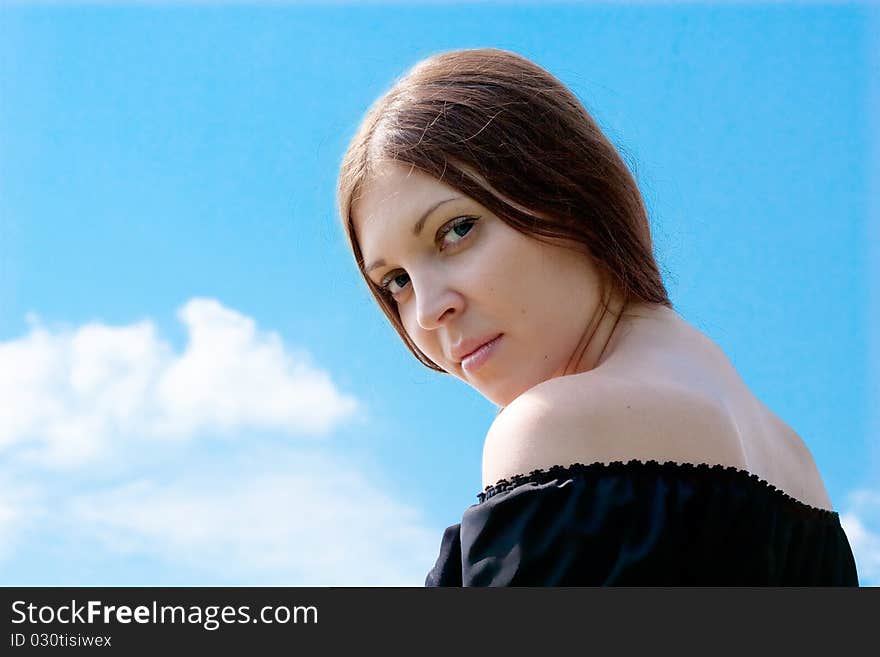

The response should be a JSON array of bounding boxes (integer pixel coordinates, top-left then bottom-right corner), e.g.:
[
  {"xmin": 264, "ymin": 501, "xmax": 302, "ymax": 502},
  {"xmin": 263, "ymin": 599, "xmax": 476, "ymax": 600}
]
[
  {"xmin": 379, "ymin": 216, "xmax": 479, "ymax": 299},
  {"xmin": 381, "ymin": 272, "xmax": 411, "ymax": 297},
  {"xmin": 439, "ymin": 216, "xmax": 477, "ymax": 250}
]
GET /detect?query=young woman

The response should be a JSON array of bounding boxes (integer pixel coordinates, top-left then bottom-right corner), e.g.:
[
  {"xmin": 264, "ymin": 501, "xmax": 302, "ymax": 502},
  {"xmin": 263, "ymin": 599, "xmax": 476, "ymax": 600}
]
[{"xmin": 336, "ymin": 48, "xmax": 859, "ymax": 586}]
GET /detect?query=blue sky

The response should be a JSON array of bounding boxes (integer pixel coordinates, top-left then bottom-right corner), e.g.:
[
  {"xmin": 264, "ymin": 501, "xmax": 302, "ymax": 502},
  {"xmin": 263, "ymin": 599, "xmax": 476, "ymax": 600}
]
[{"xmin": 0, "ymin": 1, "xmax": 877, "ymax": 586}]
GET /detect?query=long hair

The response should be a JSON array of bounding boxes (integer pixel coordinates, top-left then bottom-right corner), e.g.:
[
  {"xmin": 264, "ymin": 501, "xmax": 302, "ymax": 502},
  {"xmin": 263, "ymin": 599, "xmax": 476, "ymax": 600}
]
[{"xmin": 337, "ymin": 47, "xmax": 672, "ymax": 374}]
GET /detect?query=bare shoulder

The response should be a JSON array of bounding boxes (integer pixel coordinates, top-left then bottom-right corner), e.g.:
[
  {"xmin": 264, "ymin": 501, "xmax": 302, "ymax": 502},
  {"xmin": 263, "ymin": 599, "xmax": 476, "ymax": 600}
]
[
  {"xmin": 754, "ymin": 409, "xmax": 834, "ymax": 511},
  {"xmin": 481, "ymin": 372, "xmax": 748, "ymax": 490}
]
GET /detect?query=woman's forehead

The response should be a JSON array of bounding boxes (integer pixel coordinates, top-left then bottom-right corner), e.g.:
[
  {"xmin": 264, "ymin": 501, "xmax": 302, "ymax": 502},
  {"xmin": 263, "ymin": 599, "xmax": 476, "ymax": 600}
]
[{"xmin": 352, "ymin": 163, "xmax": 458, "ymax": 232}]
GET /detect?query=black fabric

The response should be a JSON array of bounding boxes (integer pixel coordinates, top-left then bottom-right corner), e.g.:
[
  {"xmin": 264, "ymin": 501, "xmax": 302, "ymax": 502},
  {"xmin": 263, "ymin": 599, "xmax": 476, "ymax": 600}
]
[{"xmin": 424, "ymin": 459, "xmax": 859, "ymax": 586}]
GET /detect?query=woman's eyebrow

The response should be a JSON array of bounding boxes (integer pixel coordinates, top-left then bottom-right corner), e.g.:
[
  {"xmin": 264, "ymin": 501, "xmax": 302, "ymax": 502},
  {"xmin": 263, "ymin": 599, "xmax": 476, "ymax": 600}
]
[{"xmin": 365, "ymin": 196, "xmax": 461, "ymax": 274}]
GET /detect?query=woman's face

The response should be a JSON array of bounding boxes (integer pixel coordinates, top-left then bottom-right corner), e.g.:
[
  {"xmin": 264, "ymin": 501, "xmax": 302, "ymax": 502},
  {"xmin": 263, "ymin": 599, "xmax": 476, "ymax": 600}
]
[{"xmin": 352, "ymin": 161, "xmax": 606, "ymax": 407}]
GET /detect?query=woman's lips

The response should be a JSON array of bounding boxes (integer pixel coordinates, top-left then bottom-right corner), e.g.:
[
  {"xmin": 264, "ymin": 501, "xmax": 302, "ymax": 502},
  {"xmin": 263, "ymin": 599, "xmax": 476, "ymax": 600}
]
[{"xmin": 461, "ymin": 334, "xmax": 503, "ymax": 374}]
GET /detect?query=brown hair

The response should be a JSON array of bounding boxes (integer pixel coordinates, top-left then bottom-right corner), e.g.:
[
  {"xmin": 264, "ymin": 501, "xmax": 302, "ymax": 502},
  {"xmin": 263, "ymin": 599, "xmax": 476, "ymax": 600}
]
[{"xmin": 337, "ymin": 47, "xmax": 672, "ymax": 374}]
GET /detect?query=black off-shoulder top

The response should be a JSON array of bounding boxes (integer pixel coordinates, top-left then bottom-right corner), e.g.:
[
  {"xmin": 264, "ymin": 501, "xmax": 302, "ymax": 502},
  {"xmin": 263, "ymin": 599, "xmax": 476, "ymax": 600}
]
[{"xmin": 424, "ymin": 459, "xmax": 859, "ymax": 586}]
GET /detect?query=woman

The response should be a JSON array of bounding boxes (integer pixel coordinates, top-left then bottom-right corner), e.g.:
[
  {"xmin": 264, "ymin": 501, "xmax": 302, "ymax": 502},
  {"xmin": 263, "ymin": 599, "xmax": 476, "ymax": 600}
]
[{"xmin": 336, "ymin": 48, "xmax": 859, "ymax": 585}]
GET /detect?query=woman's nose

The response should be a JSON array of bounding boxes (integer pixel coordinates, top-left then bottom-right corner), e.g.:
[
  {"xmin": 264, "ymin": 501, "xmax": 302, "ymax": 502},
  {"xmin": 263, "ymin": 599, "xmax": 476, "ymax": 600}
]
[{"xmin": 414, "ymin": 276, "xmax": 461, "ymax": 330}]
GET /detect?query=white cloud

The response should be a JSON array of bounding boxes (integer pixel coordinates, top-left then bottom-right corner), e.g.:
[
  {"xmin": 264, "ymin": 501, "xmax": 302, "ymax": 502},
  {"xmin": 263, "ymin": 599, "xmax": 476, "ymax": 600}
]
[
  {"xmin": 840, "ymin": 487, "xmax": 880, "ymax": 587},
  {"xmin": 68, "ymin": 449, "xmax": 438, "ymax": 586},
  {"xmin": 0, "ymin": 298, "xmax": 361, "ymax": 468},
  {"xmin": 154, "ymin": 299, "xmax": 357, "ymax": 437},
  {"xmin": 0, "ymin": 475, "xmax": 46, "ymax": 565},
  {"xmin": 0, "ymin": 300, "xmax": 441, "ymax": 586}
]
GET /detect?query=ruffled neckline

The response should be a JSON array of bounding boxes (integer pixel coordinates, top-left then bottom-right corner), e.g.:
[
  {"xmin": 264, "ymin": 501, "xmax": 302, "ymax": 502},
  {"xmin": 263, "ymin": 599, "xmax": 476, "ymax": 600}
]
[{"xmin": 476, "ymin": 458, "xmax": 839, "ymax": 519}]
